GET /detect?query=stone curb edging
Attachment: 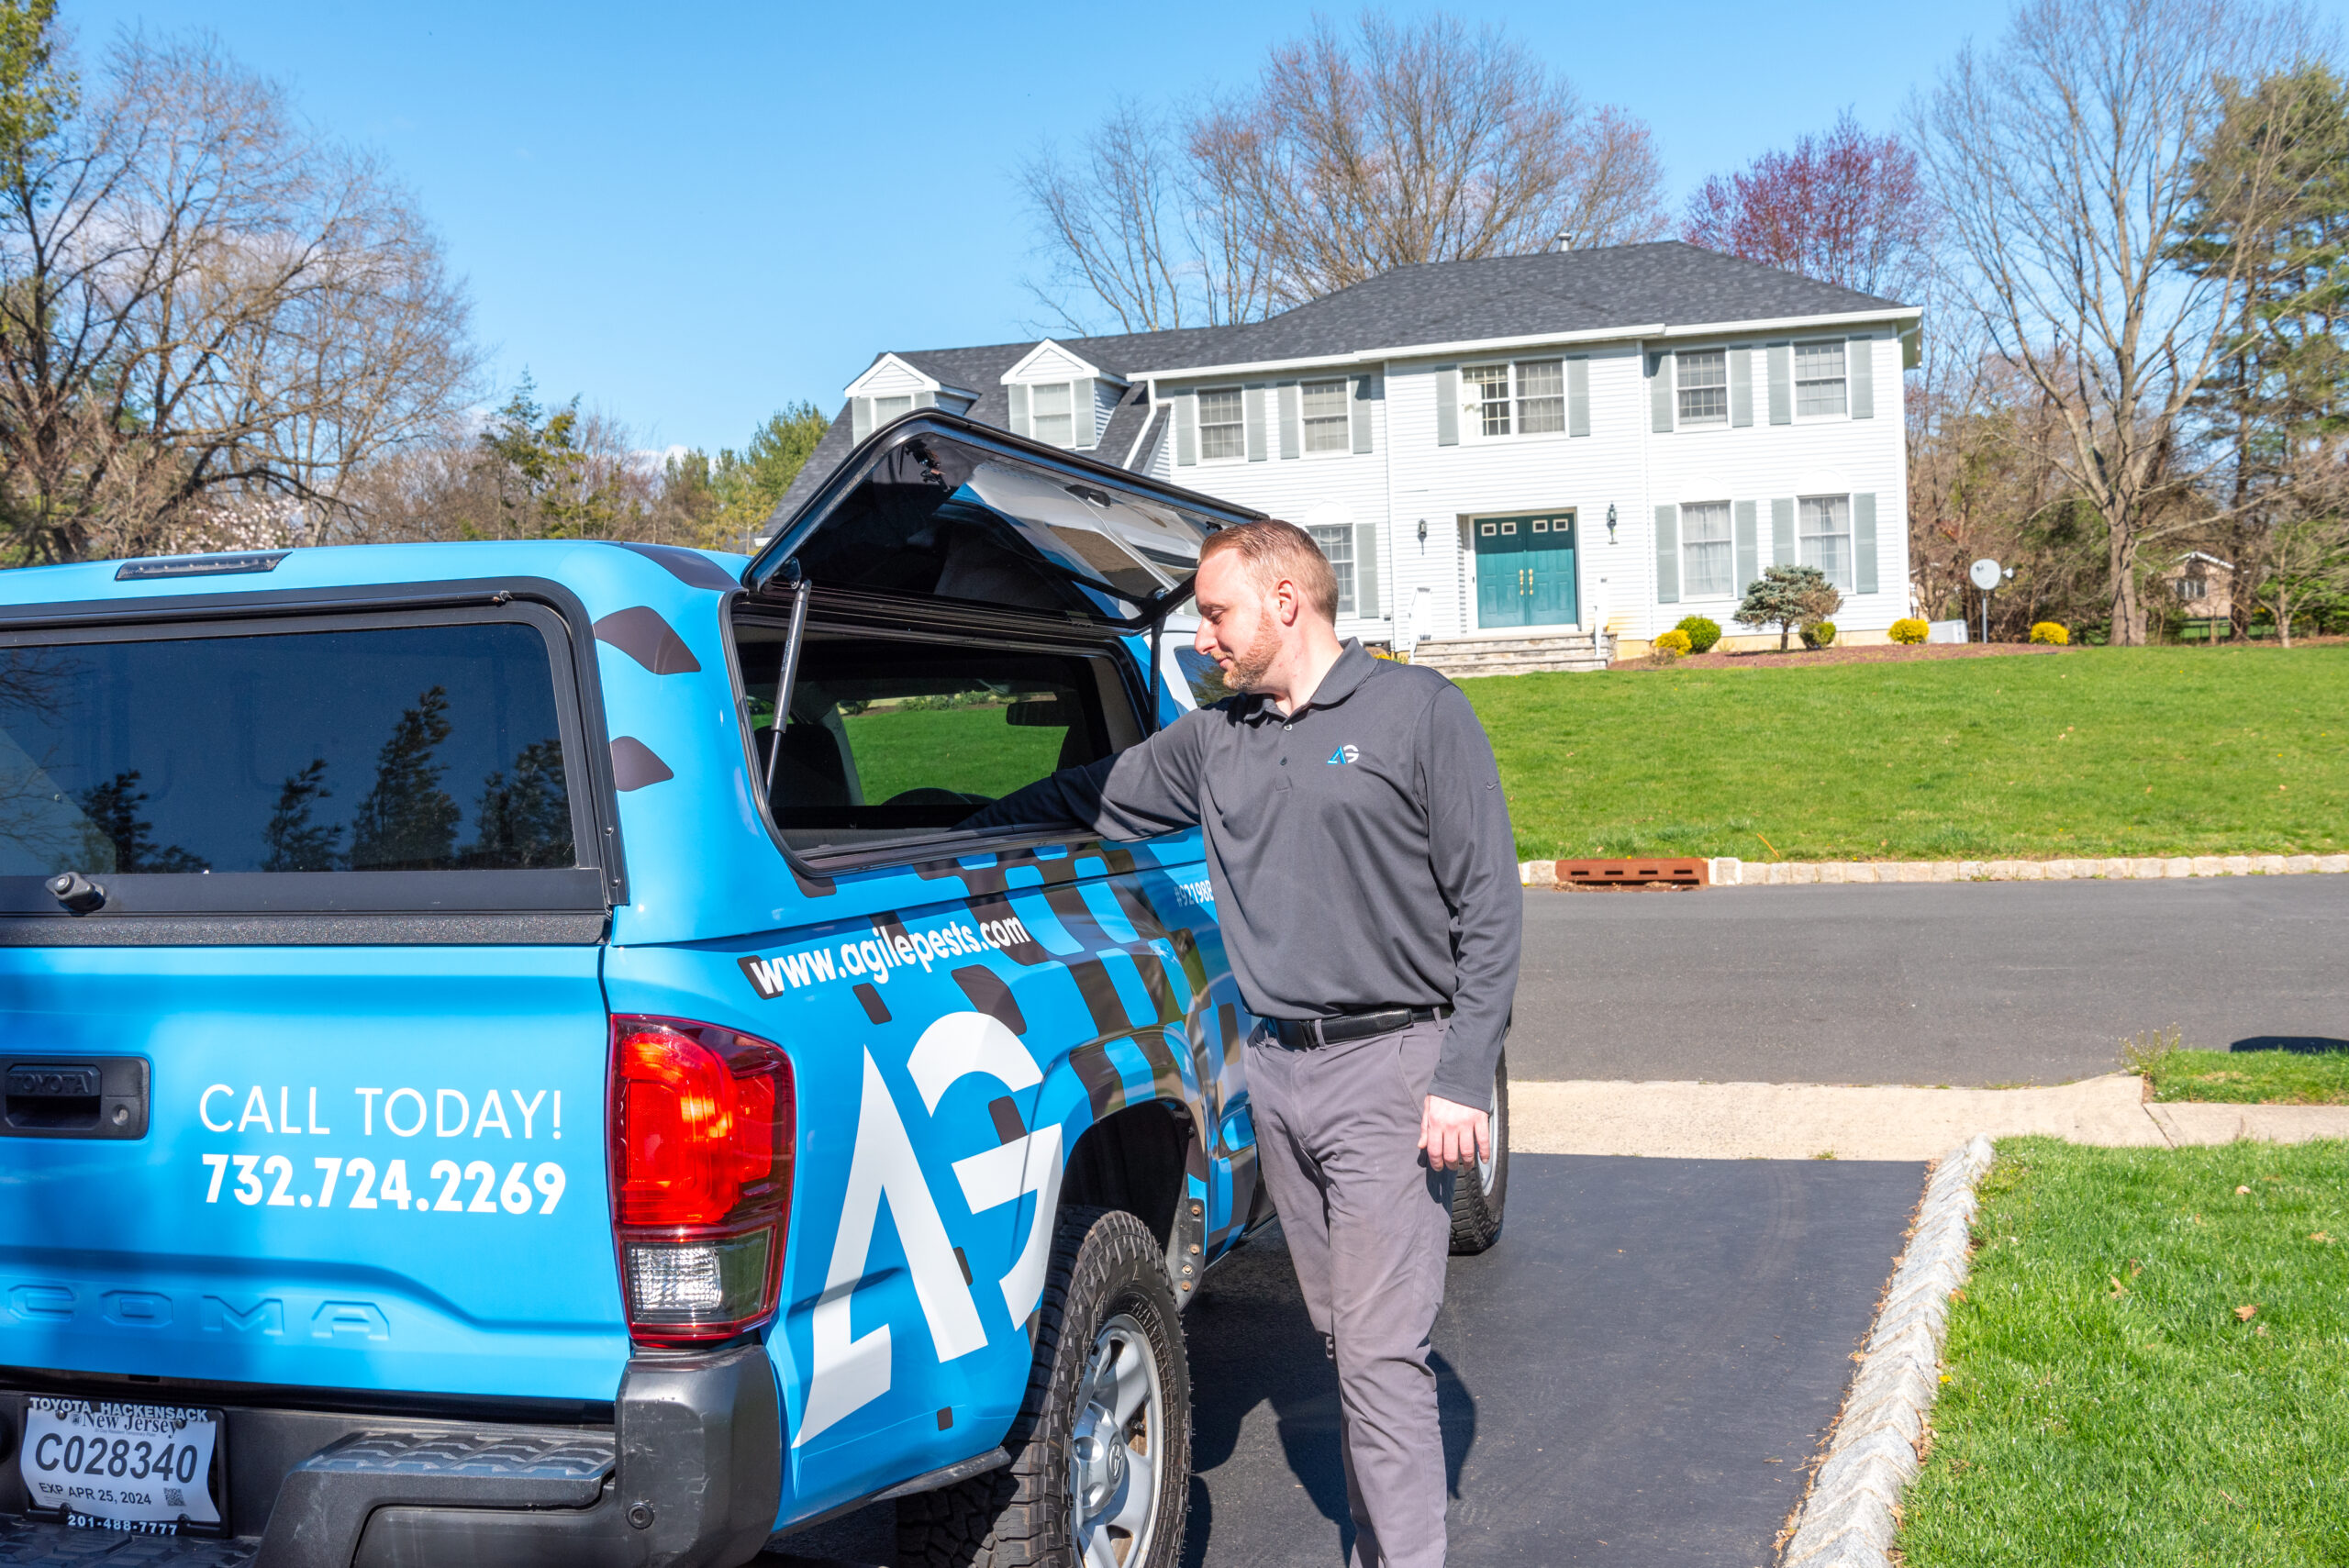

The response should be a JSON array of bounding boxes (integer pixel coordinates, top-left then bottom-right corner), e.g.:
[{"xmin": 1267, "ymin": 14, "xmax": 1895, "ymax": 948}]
[
  {"xmin": 1517, "ymin": 854, "xmax": 2349, "ymax": 887},
  {"xmin": 1778, "ymin": 1134, "xmax": 1996, "ymax": 1568}
]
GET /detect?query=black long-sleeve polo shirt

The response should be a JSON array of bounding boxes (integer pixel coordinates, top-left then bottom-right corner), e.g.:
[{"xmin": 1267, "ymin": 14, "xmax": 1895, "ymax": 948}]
[{"xmin": 966, "ymin": 639, "xmax": 1521, "ymax": 1110}]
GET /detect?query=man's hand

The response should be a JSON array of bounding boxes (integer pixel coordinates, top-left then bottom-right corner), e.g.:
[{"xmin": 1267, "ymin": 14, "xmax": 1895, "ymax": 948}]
[{"xmin": 1419, "ymin": 1095, "xmax": 1490, "ymax": 1173}]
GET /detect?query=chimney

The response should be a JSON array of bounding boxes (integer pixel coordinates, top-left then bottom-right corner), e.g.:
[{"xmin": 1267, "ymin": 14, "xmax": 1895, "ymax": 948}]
[{"xmin": 1554, "ymin": 229, "xmax": 1575, "ymax": 252}]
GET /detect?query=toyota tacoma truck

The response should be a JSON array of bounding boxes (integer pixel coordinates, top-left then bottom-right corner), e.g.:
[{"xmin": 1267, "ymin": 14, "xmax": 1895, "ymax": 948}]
[{"xmin": 0, "ymin": 410, "xmax": 1506, "ymax": 1568}]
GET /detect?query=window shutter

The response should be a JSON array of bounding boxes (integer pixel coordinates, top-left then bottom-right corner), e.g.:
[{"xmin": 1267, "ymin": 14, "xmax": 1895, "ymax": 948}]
[
  {"xmin": 1174, "ymin": 391, "xmax": 1197, "ymax": 466},
  {"xmin": 1734, "ymin": 499, "xmax": 1757, "ymax": 591},
  {"xmin": 1435, "ymin": 366, "xmax": 1459, "ymax": 446},
  {"xmin": 1854, "ymin": 493, "xmax": 1878, "ymax": 594},
  {"xmin": 1648, "ymin": 351, "xmax": 1673, "ymax": 433},
  {"xmin": 1771, "ymin": 497, "xmax": 1794, "ymax": 563},
  {"xmin": 852, "ymin": 397, "xmax": 873, "ymax": 442},
  {"xmin": 1848, "ymin": 338, "xmax": 1875, "ymax": 420},
  {"xmin": 1351, "ymin": 374, "xmax": 1376, "ymax": 453},
  {"xmin": 912, "ymin": 389, "xmax": 936, "ymax": 409},
  {"xmin": 1071, "ymin": 379, "xmax": 1096, "ymax": 448},
  {"xmin": 1354, "ymin": 522, "xmax": 1382, "ymax": 617},
  {"xmin": 1567, "ymin": 357, "xmax": 1590, "ymax": 437},
  {"xmin": 1767, "ymin": 343, "xmax": 1792, "ymax": 425},
  {"xmin": 1654, "ymin": 504, "xmax": 1680, "ymax": 604},
  {"xmin": 1278, "ymin": 381, "xmax": 1300, "ymax": 459},
  {"xmin": 1008, "ymin": 384, "xmax": 1031, "ymax": 440},
  {"xmin": 1244, "ymin": 384, "xmax": 1267, "ymax": 462},
  {"xmin": 1731, "ymin": 348, "xmax": 1753, "ymax": 427}
]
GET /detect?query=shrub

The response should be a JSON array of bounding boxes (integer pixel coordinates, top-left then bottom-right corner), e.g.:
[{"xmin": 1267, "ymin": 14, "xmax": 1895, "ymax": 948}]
[
  {"xmin": 1675, "ymin": 615, "xmax": 1721, "ymax": 654},
  {"xmin": 2030, "ymin": 621, "xmax": 2070, "ymax": 645},
  {"xmin": 1653, "ymin": 628, "xmax": 1692, "ymax": 658},
  {"xmin": 1736, "ymin": 564, "xmax": 1842, "ymax": 651},
  {"xmin": 1888, "ymin": 617, "xmax": 1930, "ymax": 645},
  {"xmin": 1799, "ymin": 619, "xmax": 1837, "ymax": 650}
]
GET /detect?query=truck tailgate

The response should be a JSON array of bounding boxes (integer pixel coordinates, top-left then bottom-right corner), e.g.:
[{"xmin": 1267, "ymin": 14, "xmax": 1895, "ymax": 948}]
[{"xmin": 0, "ymin": 944, "xmax": 626, "ymax": 1403}]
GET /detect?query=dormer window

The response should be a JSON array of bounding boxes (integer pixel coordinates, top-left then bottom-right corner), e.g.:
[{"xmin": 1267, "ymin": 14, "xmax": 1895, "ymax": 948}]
[
  {"xmin": 871, "ymin": 395, "xmax": 914, "ymax": 425},
  {"xmin": 1030, "ymin": 382, "xmax": 1075, "ymax": 447}
]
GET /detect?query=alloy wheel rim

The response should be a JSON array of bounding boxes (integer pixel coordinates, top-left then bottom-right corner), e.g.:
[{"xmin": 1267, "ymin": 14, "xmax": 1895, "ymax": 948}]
[
  {"xmin": 1478, "ymin": 1067, "xmax": 1504, "ymax": 1195},
  {"xmin": 1069, "ymin": 1311, "xmax": 1163, "ymax": 1568}
]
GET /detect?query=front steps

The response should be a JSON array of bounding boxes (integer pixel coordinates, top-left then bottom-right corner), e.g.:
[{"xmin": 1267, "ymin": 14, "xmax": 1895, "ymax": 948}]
[{"xmin": 1407, "ymin": 629, "xmax": 1611, "ymax": 678}]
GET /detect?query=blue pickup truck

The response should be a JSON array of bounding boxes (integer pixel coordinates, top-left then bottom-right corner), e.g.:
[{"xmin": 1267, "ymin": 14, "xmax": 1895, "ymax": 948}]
[{"xmin": 0, "ymin": 412, "xmax": 1507, "ymax": 1568}]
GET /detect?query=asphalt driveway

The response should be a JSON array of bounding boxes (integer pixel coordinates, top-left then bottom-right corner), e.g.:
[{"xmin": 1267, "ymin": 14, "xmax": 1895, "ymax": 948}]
[
  {"xmin": 1511, "ymin": 874, "xmax": 2349, "ymax": 1085},
  {"xmin": 766, "ymin": 1153, "xmax": 1922, "ymax": 1568}
]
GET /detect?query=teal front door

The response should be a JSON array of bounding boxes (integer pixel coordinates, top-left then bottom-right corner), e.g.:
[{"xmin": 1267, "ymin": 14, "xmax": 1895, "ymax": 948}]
[{"xmin": 1473, "ymin": 513, "xmax": 1579, "ymax": 628}]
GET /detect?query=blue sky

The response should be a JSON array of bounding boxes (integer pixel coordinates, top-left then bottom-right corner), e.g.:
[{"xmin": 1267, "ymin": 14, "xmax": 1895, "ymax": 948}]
[{"xmin": 66, "ymin": 1, "xmax": 2349, "ymax": 453}]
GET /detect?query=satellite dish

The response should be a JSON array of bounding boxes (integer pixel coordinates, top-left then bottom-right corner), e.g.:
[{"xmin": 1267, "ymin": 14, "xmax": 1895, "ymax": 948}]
[{"xmin": 1969, "ymin": 558, "xmax": 2003, "ymax": 591}]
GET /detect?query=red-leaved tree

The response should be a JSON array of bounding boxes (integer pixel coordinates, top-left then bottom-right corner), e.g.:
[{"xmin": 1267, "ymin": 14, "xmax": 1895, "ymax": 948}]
[{"xmin": 1681, "ymin": 112, "xmax": 1931, "ymax": 297}]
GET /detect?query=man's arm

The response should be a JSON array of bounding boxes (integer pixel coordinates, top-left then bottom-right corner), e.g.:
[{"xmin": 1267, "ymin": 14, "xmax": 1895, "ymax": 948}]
[
  {"xmin": 961, "ymin": 709, "xmax": 1210, "ymax": 840},
  {"xmin": 1419, "ymin": 684, "xmax": 1523, "ymax": 1114}
]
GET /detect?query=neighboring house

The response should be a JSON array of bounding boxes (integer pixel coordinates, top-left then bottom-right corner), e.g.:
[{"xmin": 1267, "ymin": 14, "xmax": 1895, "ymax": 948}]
[
  {"xmin": 772, "ymin": 241, "xmax": 1921, "ymax": 671},
  {"xmin": 2162, "ymin": 550, "xmax": 2235, "ymax": 624}
]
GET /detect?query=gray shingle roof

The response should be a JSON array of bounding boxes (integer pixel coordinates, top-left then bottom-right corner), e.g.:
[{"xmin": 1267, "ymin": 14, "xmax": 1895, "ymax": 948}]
[{"xmin": 768, "ymin": 242, "xmax": 1912, "ymax": 525}]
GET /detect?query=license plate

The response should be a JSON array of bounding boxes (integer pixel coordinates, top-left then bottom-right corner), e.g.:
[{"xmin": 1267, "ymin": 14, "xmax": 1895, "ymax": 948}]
[{"xmin": 18, "ymin": 1397, "xmax": 223, "ymax": 1534}]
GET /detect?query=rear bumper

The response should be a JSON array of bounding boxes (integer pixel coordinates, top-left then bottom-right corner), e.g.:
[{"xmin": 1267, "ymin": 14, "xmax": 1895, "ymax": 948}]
[{"xmin": 0, "ymin": 1342, "xmax": 780, "ymax": 1568}]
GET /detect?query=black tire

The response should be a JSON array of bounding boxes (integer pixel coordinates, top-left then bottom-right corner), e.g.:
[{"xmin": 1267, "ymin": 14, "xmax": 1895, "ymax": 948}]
[
  {"xmin": 899, "ymin": 1206, "xmax": 1191, "ymax": 1568},
  {"xmin": 1448, "ymin": 1049, "xmax": 1508, "ymax": 1254}
]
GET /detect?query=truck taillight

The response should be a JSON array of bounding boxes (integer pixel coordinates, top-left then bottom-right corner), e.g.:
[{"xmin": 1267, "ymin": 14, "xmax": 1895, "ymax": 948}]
[{"xmin": 607, "ymin": 1017, "xmax": 793, "ymax": 1343}]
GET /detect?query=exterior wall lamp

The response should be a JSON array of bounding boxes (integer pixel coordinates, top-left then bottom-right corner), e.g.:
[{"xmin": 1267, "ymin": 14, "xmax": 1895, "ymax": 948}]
[
  {"xmin": 1417, "ymin": 517, "xmax": 1427, "ymax": 543},
  {"xmin": 1605, "ymin": 504, "xmax": 1617, "ymax": 544}
]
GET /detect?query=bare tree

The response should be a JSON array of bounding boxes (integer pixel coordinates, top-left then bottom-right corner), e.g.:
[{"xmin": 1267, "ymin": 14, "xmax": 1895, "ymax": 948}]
[
  {"xmin": 1022, "ymin": 12, "xmax": 1670, "ymax": 330},
  {"xmin": 1920, "ymin": 0, "xmax": 2315, "ymax": 643},
  {"xmin": 1019, "ymin": 103, "xmax": 1194, "ymax": 335},
  {"xmin": 1682, "ymin": 111, "xmax": 1932, "ymax": 298},
  {"xmin": 0, "ymin": 29, "xmax": 477, "ymax": 563}
]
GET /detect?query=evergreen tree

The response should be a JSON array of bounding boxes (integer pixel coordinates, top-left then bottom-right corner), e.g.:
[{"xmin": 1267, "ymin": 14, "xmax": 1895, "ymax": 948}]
[
  {"xmin": 467, "ymin": 739, "xmax": 571, "ymax": 868},
  {"xmin": 2176, "ymin": 65, "xmax": 2349, "ymax": 638},
  {"xmin": 1733, "ymin": 565, "xmax": 1842, "ymax": 651},
  {"xmin": 72, "ymin": 770, "xmax": 202, "ymax": 873},
  {"xmin": 350, "ymin": 687, "xmax": 460, "ymax": 869},
  {"xmin": 262, "ymin": 758, "xmax": 343, "ymax": 872}
]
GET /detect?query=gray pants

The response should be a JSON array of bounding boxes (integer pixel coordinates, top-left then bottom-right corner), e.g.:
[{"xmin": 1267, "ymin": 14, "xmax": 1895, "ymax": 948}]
[{"xmin": 1246, "ymin": 1018, "xmax": 1453, "ymax": 1568}]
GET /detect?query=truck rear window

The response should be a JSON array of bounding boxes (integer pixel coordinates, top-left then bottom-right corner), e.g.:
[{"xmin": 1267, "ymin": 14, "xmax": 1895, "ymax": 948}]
[{"xmin": 0, "ymin": 623, "xmax": 575, "ymax": 876}]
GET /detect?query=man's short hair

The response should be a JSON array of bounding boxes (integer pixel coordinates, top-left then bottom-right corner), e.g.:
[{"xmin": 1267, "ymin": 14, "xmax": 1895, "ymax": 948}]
[{"xmin": 1197, "ymin": 519, "xmax": 1339, "ymax": 621}]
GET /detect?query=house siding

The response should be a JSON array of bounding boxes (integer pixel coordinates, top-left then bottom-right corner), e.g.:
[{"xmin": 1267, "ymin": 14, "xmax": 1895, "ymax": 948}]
[{"xmin": 1148, "ymin": 332, "xmax": 1908, "ymax": 651}]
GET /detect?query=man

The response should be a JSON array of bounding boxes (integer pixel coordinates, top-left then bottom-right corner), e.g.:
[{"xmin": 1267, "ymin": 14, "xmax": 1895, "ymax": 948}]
[{"xmin": 965, "ymin": 518, "xmax": 1520, "ymax": 1568}]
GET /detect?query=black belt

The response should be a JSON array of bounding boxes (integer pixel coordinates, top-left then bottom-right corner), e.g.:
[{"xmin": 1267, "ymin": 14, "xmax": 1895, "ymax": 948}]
[{"xmin": 1265, "ymin": 1005, "xmax": 1451, "ymax": 1049}]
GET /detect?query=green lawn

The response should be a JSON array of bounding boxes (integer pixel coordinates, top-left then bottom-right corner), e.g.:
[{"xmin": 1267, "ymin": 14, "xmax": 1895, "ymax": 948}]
[
  {"xmin": 2129, "ymin": 1040, "xmax": 2349, "ymax": 1106},
  {"xmin": 1461, "ymin": 644, "xmax": 2349, "ymax": 862},
  {"xmin": 1901, "ymin": 1139, "xmax": 2349, "ymax": 1567},
  {"xmin": 841, "ymin": 704, "xmax": 1070, "ymax": 802}
]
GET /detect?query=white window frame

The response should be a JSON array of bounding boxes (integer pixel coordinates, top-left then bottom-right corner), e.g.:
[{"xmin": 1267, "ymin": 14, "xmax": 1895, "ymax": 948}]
[
  {"xmin": 1197, "ymin": 385, "xmax": 1245, "ymax": 462},
  {"xmin": 1675, "ymin": 349, "xmax": 1729, "ymax": 428},
  {"xmin": 1029, "ymin": 381, "xmax": 1074, "ymax": 448},
  {"xmin": 1798, "ymin": 494, "xmax": 1854, "ymax": 590},
  {"xmin": 1300, "ymin": 377, "xmax": 1351, "ymax": 455},
  {"xmin": 1460, "ymin": 359, "xmax": 1570, "ymax": 442},
  {"xmin": 871, "ymin": 394, "xmax": 915, "ymax": 425},
  {"xmin": 1680, "ymin": 500, "xmax": 1735, "ymax": 599},
  {"xmin": 1309, "ymin": 524, "xmax": 1356, "ymax": 615},
  {"xmin": 1793, "ymin": 339, "xmax": 1848, "ymax": 420}
]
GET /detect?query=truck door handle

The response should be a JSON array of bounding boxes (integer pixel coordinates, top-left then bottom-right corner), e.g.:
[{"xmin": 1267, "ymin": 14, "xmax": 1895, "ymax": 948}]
[{"xmin": 3, "ymin": 1058, "xmax": 149, "ymax": 1139}]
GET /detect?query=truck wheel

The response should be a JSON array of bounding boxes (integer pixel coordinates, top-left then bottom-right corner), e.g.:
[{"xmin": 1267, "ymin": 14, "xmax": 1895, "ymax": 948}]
[
  {"xmin": 1447, "ymin": 1050, "xmax": 1508, "ymax": 1254},
  {"xmin": 899, "ymin": 1205, "xmax": 1191, "ymax": 1568}
]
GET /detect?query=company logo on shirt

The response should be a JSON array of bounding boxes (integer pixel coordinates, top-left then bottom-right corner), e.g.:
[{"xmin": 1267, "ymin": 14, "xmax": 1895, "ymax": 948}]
[{"xmin": 1328, "ymin": 745, "xmax": 1360, "ymax": 764}]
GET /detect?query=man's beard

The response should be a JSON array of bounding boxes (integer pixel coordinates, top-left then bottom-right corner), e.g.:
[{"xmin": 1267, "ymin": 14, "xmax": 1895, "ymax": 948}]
[{"xmin": 1221, "ymin": 614, "xmax": 1285, "ymax": 691}]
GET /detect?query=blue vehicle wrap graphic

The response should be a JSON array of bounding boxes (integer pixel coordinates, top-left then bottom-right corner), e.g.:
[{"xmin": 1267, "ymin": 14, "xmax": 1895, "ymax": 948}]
[
  {"xmin": 0, "ymin": 539, "xmax": 1262, "ymax": 1536},
  {"xmin": 0, "ymin": 943, "xmax": 624, "ymax": 1400}
]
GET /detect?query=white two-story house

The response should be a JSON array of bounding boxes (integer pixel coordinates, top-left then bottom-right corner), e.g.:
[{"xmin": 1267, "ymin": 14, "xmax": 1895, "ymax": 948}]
[{"xmin": 772, "ymin": 241, "xmax": 1920, "ymax": 670}]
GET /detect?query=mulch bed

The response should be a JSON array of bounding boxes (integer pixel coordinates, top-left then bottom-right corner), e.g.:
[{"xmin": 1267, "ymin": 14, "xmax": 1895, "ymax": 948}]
[{"xmin": 1610, "ymin": 641, "xmax": 2067, "ymax": 672}]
